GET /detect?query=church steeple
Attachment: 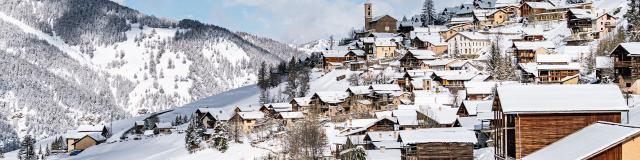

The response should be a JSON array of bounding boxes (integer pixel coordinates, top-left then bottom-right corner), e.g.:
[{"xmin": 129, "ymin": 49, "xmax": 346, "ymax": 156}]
[{"xmin": 364, "ymin": 0, "xmax": 372, "ymax": 31}]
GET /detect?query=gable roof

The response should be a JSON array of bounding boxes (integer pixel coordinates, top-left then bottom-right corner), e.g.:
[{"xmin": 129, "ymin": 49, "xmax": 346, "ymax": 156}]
[
  {"xmin": 447, "ymin": 32, "xmax": 490, "ymax": 42},
  {"xmin": 524, "ymin": 122, "xmax": 640, "ymax": 160},
  {"xmin": 613, "ymin": 42, "xmax": 640, "ymax": 56},
  {"xmin": 407, "ymin": 49, "xmax": 437, "ymax": 60},
  {"xmin": 77, "ymin": 125, "xmax": 106, "ymax": 133},
  {"xmin": 314, "ymin": 91, "xmax": 349, "ymax": 104},
  {"xmin": 461, "ymin": 100, "xmax": 493, "ymax": 116},
  {"xmin": 524, "ymin": 2, "xmax": 556, "ymax": 10},
  {"xmin": 347, "ymin": 86, "xmax": 372, "ymax": 95},
  {"xmin": 513, "ymin": 41, "xmax": 555, "ymax": 51},
  {"xmin": 496, "ymin": 85, "xmax": 628, "ymax": 114},
  {"xmin": 237, "ymin": 111, "xmax": 265, "ymax": 120},
  {"xmin": 278, "ymin": 112, "xmax": 305, "ymax": 119},
  {"xmin": 372, "ymin": 15, "xmax": 397, "ymax": 22},
  {"xmin": 155, "ymin": 122, "xmax": 173, "ymax": 129},
  {"xmin": 398, "ymin": 128, "xmax": 477, "ymax": 144}
]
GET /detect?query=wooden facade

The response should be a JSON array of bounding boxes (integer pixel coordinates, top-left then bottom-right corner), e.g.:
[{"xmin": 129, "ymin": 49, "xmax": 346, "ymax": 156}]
[
  {"xmin": 369, "ymin": 15, "xmax": 398, "ymax": 33},
  {"xmin": 610, "ymin": 43, "xmax": 640, "ymax": 88},
  {"xmin": 411, "ymin": 142, "xmax": 474, "ymax": 160},
  {"xmin": 538, "ymin": 69, "xmax": 579, "ymax": 83},
  {"xmin": 494, "ymin": 111, "xmax": 622, "ymax": 159}
]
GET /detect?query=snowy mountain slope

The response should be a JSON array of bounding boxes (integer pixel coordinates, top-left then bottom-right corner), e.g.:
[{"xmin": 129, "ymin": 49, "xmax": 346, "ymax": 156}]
[
  {"xmin": 296, "ymin": 39, "xmax": 332, "ymax": 54},
  {"xmin": 0, "ymin": 0, "xmax": 301, "ymax": 151}
]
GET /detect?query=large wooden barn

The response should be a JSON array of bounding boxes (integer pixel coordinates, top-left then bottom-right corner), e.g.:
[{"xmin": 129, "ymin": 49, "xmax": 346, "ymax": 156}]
[{"xmin": 493, "ymin": 85, "xmax": 629, "ymax": 159}]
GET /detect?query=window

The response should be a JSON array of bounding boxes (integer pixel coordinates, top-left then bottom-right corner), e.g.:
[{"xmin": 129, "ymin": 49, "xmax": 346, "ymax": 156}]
[{"xmin": 385, "ymin": 26, "xmax": 390, "ymax": 31}]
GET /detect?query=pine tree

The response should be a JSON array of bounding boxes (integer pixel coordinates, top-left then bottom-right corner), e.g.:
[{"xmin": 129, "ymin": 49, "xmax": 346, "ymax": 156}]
[
  {"xmin": 212, "ymin": 121, "xmax": 229, "ymax": 152},
  {"xmin": 18, "ymin": 135, "xmax": 36, "ymax": 160},
  {"xmin": 258, "ymin": 62, "xmax": 269, "ymax": 91},
  {"xmin": 421, "ymin": 0, "xmax": 435, "ymax": 26},
  {"xmin": 0, "ymin": 144, "xmax": 4, "ymax": 158},
  {"xmin": 45, "ymin": 145, "xmax": 50, "ymax": 156},
  {"xmin": 298, "ymin": 67, "xmax": 310, "ymax": 97},
  {"xmin": 488, "ymin": 42, "xmax": 503, "ymax": 74},
  {"xmin": 184, "ymin": 118, "xmax": 202, "ymax": 153},
  {"xmin": 285, "ymin": 57, "xmax": 299, "ymax": 99},
  {"xmin": 269, "ymin": 67, "xmax": 281, "ymax": 87},
  {"xmin": 626, "ymin": 0, "xmax": 640, "ymax": 41}
]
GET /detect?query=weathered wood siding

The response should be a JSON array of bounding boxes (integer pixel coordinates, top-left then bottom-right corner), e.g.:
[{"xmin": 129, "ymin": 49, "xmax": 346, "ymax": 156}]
[
  {"xmin": 415, "ymin": 142, "xmax": 474, "ymax": 160},
  {"xmin": 514, "ymin": 113, "xmax": 621, "ymax": 159},
  {"xmin": 590, "ymin": 144, "xmax": 622, "ymax": 160}
]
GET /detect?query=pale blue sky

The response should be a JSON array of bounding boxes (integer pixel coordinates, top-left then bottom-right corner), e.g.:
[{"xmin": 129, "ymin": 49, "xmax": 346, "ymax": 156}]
[{"xmin": 114, "ymin": 0, "xmax": 467, "ymax": 43}]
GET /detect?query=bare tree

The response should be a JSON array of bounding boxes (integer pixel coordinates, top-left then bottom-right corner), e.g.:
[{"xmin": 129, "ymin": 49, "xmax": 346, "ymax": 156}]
[{"xmin": 282, "ymin": 118, "xmax": 327, "ymax": 159}]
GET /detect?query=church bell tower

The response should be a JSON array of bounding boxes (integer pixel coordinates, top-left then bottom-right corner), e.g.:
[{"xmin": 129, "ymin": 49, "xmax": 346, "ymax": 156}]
[{"xmin": 364, "ymin": 0, "xmax": 372, "ymax": 31}]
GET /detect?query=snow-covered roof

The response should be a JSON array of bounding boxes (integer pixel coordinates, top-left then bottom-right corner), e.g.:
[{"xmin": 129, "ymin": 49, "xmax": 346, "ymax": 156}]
[
  {"xmin": 496, "ymin": 85, "xmax": 629, "ymax": 113},
  {"xmin": 347, "ymin": 86, "xmax": 371, "ymax": 95},
  {"xmin": 398, "ymin": 128, "xmax": 477, "ymax": 144},
  {"xmin": 370, "ymin": 84, "xmax": 402, "ymax": 92},
  {"xmin": 464, "ymin": 81, "xmax": 499, "ymax": 94},
  {"xmin": 525, "ymin": 2, "xmax": 556, "ymax": 9},
  {"xmin": 397, "ymin": 105, "xmax": 419, "ymax": 111},
  {"xmin": 77, "ymin": 125, "xmax": 106, "ymax": 132},
  {"xmin": 513, "ymin": 41, "xmax": 555, "ymax": 51},
  {"xmin": 314, "ymin": 91, "xmax": 349, "ymax": 104},
  {"xmin": 568, "ymin": 8, "xmax": 595, "ymax": 19},
  {"xmin": 375, "ymin": 40, "xmax": 397, "ymax": 47},
  {"xmin": 65, "ymin": 132, "xmax": 106, "ymax": 142},
  {"xmin": 596, "ymin": 56, "xmax": 614, "ymax": 69},
  {"xmin": 366, "ymin": 131, "xmax": 398, "ymax": 142},
  {"xmin": 415, "ymin": 34, "xmax": 446, "ymax": 46},
  {"xmin": 617, "ymin": 42, "xmax": 640, "ymax": 56},
  {"xmin": 451, "ymin": 32, "xmax": 490, "ymax": 41},
  {"xmin": 447, "ymin": 60, "xmax": 471, "ymax": 68},
  {"xmin": 269, "ymin": 103, "xmax": 291, "ymax": 109},
  {"xmin": 238, "ymin": 111, "xmax": 265, "ymax": 120},
  {"xmin": 423, "ymin": 58, "xmax": 456, "ymax": 66},
  {"xmin": 523, "ymin": 122, "xmax": 640, "ymax": 160},
  {"xmin": 348, "ymin": 119, "xmax": 379, "ymax": 129},
  {"xmin": 414, "ymin": 90, "xmax": 455, "ymax": 107},
  {"xmin": 372, "ymin": 15, "xmax": 396, "ymax": 22},
  {"xmin": 292, "ymin": 97, "xmax": 311, "ymax": 106},
  {"xmin": 456, "ymin": 117, "xmax": 479, "ymax": 130},
  {"xmin": 322, "ymin": 50, "xmax": 349, "ymax": 58},
  {"xmin": 407, "ymin": 49, "xmax": 437, "ymax": 60},
  {"xmin": 366, "ymin": 149, "xmax": 402, "ymax": 160},
  {"xmin": 433, "ymin": 71, "xmax": 477, "ymax": 81},
  {"xmin": 199, "ymin": 107, "xmax": 236, "ymax": 121},
  {"xmin": 422, "ymin": 106, "xmax": 459, "ymax": 125},
  {"xmin": 372, "ymin": 141, "xmax": 403, "ymax": 149},
  {"xmin": 349, "ymin": 50, "xmax": 366, "ymax": 56},
  {"xmin": 279, "ymin": 112, "xmax": 305, "ymax": 119},
  {"xmin": 375, "ymin": 111, "xmax": 393, "ymax": 119},
  {"xmin": 537, "ymin": 63, "xmax": 581, "ymax": 70},
  {"xmin": 155, "ymin": 122, "xmax": 173, "ymax": 129},
  {"xmin": 461, "ymin": 100, "xmax": 493, "ymax": 116},
  {"xmin": 135, "ymin": 121, "xmax": 145, "ymax": 126},
  {"xmin": 536, "ymin": 54, "xmax": 569, "ymax": 64}
]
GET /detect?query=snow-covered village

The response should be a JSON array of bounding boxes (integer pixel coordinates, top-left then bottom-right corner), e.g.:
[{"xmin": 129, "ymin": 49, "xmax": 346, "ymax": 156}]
[{"xmin": 3, "ymin": 0, "xmax": 640, "ymax": 159}]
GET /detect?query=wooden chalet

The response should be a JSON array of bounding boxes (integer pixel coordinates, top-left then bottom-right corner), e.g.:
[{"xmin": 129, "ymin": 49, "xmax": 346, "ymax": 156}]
[
  {"xmin": 566, "ymin": 9, "xmax": 596, "ymax": 42},
  {"xmin": 403, "ymin": 70, "xmax": 433, "ymax": 92},
  {"xmin": 493, "ymin": 85, "xmax": 629, "ymax": 159},
  {"xmin": 411, "ymin": 34, "xmax": 447, "ymax": 55},
  {"xmin": 289, "ymin": 97, "xmax": 309, "ymax": 113},
  {"xmin": 66, "ymin": 132, "xmax": 106, "ymax": 152},
  {"xmin": 518, "ymin": 54, "xmax": 581, "ymax": 84},
  {"xmin": 345, "ymin": 86, "xmax": 374, "ymax": 114},
  {"xmin": 524, "ymin": 122, "xmax": 640, "ymax": 160},
  {"xmin": 512, "ymin": 41, "xmax": 555, "ymax": 63},
  {"xmin": 134, "ymin": 121, "xmax": 144, "ymax": 134},
  {"xmin": 276, "ymin": 112, "xmax": 305, "ymax": 127},
  {"xmin": 344, "ymin": 117, "xmax": 398, "ymax": 135},
  {"xmin": 398, "ymin": 50, "xmax": 436, "ymax": 70},
  {"xmin": 197, "ymin": 108, "xmax": 236, "ymax": 128},
  {"xmin": 398, "ymin": 128, "xmax": 477, "ymax": 160},
  {"xmin": 610, "ymin": 42, "xmax": 640, "ymax": 88},
  {"xmin": 362, "ymin": 131, "xmax": 401, "ymax": 150},
  {"xmin": 309, "ymin": 91, "xmax": 349, "ymax": 117},
  {"xmin": 520, "ymin": 2, "xmax": 566, "ymax": 22},
  {"xmin": 321, "ymin": 50, "xmax": 349, "ymax": 70},
  {"xmin": 458, "ymin": 100, "xmax": 492, "ymax": 117}
]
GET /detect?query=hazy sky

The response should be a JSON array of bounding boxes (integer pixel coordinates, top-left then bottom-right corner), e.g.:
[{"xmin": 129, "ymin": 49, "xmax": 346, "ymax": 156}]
[{"xmin": 114, "ymin": 0, "xmax": 469, "ymax": 43}]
